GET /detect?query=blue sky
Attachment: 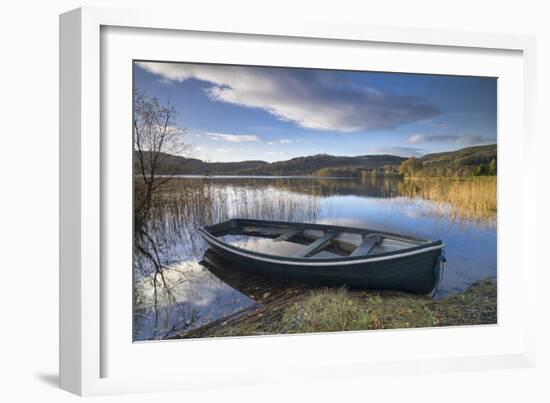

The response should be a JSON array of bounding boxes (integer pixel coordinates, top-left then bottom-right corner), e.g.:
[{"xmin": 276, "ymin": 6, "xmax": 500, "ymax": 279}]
[{"xmin": 134, "ymin": 61, "xmax": 496, "ymax": 163}]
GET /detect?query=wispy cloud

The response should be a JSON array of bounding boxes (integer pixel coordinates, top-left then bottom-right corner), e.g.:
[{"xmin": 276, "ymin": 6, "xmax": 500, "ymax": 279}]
[
  {"xmin": 205, "ymin": 132, "xmax": 260, "ymax": 142},
  {"xmin": 214, "ymin": 147, "xmax": 242, "ymax": 154},
  {"xmin": 137, "ymin": 62, "xmax": 440, "ymax": 132},
  {"xmin": 264, "ymin": 138, "xmax": 311, "ymax": 145},
  {"xmin": 370, "ymin": 146, "xmax": 426, "ymax": 157},
  {"xmin": 407, "ymin": 133, "xmax": 495, "ymax": 146}
]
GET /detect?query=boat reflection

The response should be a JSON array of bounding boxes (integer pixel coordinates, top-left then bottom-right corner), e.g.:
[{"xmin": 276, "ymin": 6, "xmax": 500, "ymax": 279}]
[{"xmin": 201, "ymin": 249, "xmax": 311, "ymax": 303}]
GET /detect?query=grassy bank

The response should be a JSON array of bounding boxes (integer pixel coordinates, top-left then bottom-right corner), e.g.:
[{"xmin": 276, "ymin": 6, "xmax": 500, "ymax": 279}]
[{"xmin": 174, "ymin": 278, "xmax": 496, "ymax": 339}]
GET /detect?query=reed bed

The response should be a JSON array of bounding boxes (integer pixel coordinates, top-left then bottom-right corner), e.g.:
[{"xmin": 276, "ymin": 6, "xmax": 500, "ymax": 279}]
[
  {"xmin": 136, "ymin": 178, "xmax": 321, "ymax": 268},
  {"xmin": 398, "ymin": 177, "xmax": 497, "ymax": 224}
]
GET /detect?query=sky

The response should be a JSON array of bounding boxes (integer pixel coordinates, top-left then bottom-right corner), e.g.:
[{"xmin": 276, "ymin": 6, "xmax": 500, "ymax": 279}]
[{"xmin": 134, "ymin": 61, "xmax": 497, "ymax": 163}]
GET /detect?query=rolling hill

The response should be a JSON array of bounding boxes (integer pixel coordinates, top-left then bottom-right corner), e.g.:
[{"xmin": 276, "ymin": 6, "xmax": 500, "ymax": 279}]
[
  {"xmin": 420, "ymin": 144, "xmax": 497, "ymax": 167},
  {"xmin": 134, "ymin": 144, "xmax": 497, "ymax": 177}
]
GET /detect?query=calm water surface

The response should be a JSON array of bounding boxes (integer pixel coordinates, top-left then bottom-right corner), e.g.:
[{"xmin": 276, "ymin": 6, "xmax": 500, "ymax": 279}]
[{"xmin": 134, "ymin": 176, "xmax": 496, "ymax": 341}]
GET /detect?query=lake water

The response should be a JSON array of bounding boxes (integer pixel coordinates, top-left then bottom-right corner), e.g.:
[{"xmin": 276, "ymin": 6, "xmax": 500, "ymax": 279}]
[{"xmin": 133, "ymin": 176, "xmax": 496, "ymax": 341}]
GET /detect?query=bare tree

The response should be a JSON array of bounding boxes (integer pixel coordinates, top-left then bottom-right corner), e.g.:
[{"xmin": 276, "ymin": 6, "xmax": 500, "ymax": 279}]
[
  {"xmin": 133, "ymin": 89, "xmax": 190, "ymax": 324},
  {"xmin": 133, "ymin": 89, "xmax": 190, "ymax": 234}
]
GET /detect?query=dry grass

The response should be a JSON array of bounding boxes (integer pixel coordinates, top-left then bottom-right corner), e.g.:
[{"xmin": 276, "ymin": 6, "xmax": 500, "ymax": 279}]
[
  {"xmin": 278, "ymin": 288, "xmax": 375, "ymax": 333},
  {"xmin": 399, "ymin": 177, "xmax": 496, "ymax": 223},
  {"xmin": 278, "ymin": 288, "xmax": 436, "ymax": 334}
]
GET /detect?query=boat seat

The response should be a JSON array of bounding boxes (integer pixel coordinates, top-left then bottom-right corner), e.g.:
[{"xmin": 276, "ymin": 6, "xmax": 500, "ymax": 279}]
[
  {"xmin": 350, "ymin": 235, "xmax": 384, "ymax": 257},
  {"xmin": 294, "ymin": 231, "xmax": 338, "ymax": 258},
  {"xmin": 273, "ymin": 228, "xmax": 302, "ymax": 242}
]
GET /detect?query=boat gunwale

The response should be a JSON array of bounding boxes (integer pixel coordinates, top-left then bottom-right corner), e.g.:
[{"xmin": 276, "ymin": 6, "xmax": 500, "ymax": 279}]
[{"xmin": 199, "ymin": 219, "xmax": 444, "ymax": 266}]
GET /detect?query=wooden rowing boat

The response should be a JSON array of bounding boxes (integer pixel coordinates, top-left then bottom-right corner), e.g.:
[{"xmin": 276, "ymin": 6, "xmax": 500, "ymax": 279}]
[{"xmin": 199, "ymin": 218, "xmax": 445, "ymax": 295}]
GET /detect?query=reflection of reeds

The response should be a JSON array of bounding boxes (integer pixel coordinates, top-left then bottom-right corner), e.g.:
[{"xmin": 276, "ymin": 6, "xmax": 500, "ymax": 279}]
[{"xmin": 398, "ymin": 177, "xmax": 496, "ymax": 223}]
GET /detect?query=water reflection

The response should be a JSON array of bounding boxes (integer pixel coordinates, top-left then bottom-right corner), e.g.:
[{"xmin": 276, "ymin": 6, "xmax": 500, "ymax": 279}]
[
  {"xmin": 133, "ymin": 259, "xmax": 256, "ymax": 340},
  {"xmin": 134, "ymin": 176, "xmax": 497, "ymax": 340}
]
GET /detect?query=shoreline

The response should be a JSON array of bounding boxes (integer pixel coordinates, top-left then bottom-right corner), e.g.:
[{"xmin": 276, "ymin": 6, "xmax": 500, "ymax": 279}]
[{"xmin": 169, "ymin": 277, "xmax": 497, "ymax": 340}]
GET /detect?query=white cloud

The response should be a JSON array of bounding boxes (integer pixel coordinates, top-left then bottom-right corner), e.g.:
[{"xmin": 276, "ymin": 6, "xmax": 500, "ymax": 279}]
[
  {"xmin": 137, "ymin": 62, "xmax": 440, "ymax": 132},
  {"xmin": 205, "ymin": 132, "xmax": 260, "ymax": 142},
  {"xmin": 407, "ymin": 133, "xmax": 494, "ymax": 145},
  {"xmin": 266, "ymin": 138, "xmax": 309, "ymax": 145}
]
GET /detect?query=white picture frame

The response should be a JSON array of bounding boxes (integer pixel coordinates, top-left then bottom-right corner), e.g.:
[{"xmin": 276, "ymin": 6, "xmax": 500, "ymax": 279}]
[{"xmin": 59, "ymin": 6, "xmax": 537, "ymax": 396}]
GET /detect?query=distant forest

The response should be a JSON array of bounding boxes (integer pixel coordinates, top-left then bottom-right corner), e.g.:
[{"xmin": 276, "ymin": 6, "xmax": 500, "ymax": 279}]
[
  {"xmin": 135, "ymin": 144, "xmax": 497, "ymax": 178},
  {"xmin": 399, "ymin": 144, "xmax": 497, "ymax": 177}
]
